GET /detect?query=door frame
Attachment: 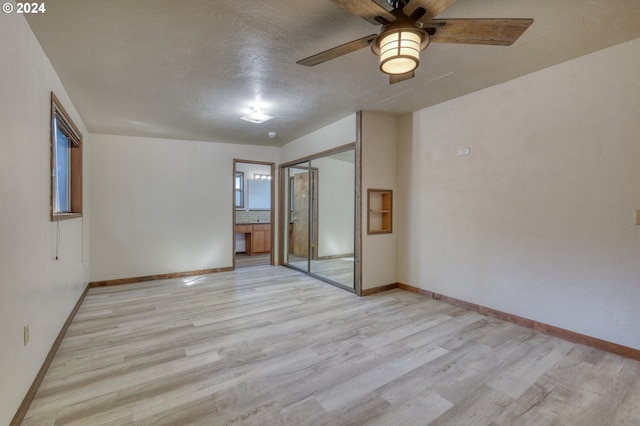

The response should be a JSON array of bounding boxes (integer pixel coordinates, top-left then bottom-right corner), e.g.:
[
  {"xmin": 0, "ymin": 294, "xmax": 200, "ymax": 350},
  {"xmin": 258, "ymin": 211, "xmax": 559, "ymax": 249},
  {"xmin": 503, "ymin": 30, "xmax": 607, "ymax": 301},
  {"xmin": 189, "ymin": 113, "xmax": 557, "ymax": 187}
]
[{"xmin": 232, "ymin": 159, "xmax": 276, "ymax": 270}]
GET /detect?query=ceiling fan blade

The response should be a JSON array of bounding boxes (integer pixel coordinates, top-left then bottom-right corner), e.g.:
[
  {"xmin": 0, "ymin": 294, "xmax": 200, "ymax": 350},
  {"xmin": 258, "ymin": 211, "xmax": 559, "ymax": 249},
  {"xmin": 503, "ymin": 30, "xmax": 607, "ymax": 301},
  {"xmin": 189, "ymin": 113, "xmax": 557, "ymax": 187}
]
[
  {"xmin": 389, "ymin": 71, "xmax": 415, "ymax": 84},
  {"xmin": 327, "ymin": 0, "xmax": 394, "ymax": 25},
  {"xmin": 410, "ymin": 7, "xmax": 427, "ymax": 22},
  {"xmin": 426, "ymin": 18, "xmax": 534, "ymax": 46},
  {"xmin": 297, "ymin": 34, "xmax": 378, "ymax": 67},
  {"xmin": 406, "ymin": 0, "xmax": 457, "ymax": 21}
]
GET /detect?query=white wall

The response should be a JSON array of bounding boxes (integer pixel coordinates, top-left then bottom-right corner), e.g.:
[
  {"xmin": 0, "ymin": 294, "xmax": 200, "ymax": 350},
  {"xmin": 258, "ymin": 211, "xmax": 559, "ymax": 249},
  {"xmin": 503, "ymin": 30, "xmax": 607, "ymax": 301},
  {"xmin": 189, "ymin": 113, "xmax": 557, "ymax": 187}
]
[
  {"xmin": 361, "ymin": 111, "xmax": 399, "ymax": 290},
  {"xmin": 398, "ymin": 38, "xmax": 640, "ymax": 349},
  {"xmin": 0, "ymin": 10, "xmax": 90, "ymax": 424},
  {"xmin": 90, "ymin": 134, "xmax": 278, "ymax": 282}
]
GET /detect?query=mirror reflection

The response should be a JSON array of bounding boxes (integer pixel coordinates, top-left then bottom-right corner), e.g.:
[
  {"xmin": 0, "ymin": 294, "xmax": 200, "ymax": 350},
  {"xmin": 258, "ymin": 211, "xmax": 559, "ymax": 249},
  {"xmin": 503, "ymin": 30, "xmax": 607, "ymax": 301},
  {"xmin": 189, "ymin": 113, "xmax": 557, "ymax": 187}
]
[
  {"xmin": 282, "ymin": 148, "xmax": 355, "ymax": 290},
  {"xmin": 310, "ymin": 150, "xmax": 355, "ymax": 288}
]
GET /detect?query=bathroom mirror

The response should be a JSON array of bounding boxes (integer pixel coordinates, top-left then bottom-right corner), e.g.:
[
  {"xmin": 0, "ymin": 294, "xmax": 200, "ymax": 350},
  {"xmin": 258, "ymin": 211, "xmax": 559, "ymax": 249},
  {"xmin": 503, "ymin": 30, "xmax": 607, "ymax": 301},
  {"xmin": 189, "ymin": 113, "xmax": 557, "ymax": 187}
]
[{"xmin": 247, "ymin": 179, "xmax": 271, "ymax": 210}]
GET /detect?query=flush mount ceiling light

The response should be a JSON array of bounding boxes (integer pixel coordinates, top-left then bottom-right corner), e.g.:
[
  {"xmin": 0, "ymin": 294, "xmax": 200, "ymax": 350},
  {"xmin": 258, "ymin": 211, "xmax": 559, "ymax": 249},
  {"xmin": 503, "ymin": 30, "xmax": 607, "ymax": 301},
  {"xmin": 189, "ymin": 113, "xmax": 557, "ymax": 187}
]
[{"xmin": 241, "ymin": 107, "xmax": 273, "ymax": 124}]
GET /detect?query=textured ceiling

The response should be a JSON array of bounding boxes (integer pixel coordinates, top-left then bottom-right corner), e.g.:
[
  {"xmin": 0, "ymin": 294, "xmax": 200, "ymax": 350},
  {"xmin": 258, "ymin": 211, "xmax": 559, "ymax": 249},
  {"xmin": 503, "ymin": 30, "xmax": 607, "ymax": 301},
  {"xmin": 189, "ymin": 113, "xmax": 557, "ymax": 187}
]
[{"xmin": 26, "ymin": 0, "xmax": 640, "ymax": 146}]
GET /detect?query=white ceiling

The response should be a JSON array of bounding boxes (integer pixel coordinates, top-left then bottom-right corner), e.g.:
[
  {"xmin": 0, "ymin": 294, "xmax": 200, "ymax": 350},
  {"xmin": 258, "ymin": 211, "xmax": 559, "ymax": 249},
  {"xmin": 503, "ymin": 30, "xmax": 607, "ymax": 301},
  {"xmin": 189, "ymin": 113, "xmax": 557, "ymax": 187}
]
[{"xmin": 26, "ymin": 0, "xmax": 640, "ymax": 146}]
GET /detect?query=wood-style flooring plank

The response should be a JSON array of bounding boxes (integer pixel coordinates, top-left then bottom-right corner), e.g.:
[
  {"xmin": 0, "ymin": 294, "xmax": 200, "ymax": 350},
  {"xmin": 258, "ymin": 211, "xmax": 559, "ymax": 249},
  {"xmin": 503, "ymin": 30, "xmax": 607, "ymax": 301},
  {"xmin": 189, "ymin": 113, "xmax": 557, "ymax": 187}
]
[{"xmin": 21, "ymin": 265, "xmax": 640, "ymax": 425}]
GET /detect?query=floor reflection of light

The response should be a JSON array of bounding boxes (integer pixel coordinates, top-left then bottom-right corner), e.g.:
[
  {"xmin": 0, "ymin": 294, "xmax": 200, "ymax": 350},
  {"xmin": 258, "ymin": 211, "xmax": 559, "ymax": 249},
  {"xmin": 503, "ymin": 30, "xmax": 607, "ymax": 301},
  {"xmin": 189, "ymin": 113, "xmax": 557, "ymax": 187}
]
[{"xmin": 183, "ymin": 276, "xmax": 207, "ymax": 287}]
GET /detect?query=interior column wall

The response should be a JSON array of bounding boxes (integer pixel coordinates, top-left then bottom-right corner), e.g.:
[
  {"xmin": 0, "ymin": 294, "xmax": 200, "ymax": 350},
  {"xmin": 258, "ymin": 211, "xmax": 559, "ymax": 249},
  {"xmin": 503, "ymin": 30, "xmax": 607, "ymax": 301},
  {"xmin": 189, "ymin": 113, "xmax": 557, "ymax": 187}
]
[{"xmin": 360, "ymin": 111, "xmax": 399, "ymax": 290}]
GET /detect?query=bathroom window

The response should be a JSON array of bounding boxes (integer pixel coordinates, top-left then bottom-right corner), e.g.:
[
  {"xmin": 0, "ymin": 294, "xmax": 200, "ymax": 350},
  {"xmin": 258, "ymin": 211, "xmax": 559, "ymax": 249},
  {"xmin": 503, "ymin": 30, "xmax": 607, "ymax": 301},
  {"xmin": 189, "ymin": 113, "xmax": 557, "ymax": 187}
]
[{"xmin": 235, "ymin": 171, "xmax": 244, "ymax": 208}]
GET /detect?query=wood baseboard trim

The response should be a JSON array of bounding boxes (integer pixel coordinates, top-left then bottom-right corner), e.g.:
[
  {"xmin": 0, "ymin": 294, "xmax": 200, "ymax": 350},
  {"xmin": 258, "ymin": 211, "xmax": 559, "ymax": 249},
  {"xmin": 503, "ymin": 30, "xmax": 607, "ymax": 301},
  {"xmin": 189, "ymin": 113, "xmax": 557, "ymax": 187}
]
[
  {"xmin": 397, "ymin": 283, "xmax": 640, "ymax": 362},
  {"xmin": 89, "ymin": 267, "xmax": 234, "ymax": 288},
  {"xmin": 361, "ymin": 283, "xmax": 399, "ymax": 296},
  {"xmin": 11, "ymin": 283, "xmax": 91, "ymax": 426}
]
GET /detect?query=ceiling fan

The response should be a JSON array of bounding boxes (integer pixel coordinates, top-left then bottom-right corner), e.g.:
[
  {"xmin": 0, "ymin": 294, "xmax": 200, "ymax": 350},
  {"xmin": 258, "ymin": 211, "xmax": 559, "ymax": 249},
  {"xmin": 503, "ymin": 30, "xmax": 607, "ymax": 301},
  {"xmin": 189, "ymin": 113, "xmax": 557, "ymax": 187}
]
[{"xmin": 297, "ymin": 0, "xmax": 533, "ymax": 84}]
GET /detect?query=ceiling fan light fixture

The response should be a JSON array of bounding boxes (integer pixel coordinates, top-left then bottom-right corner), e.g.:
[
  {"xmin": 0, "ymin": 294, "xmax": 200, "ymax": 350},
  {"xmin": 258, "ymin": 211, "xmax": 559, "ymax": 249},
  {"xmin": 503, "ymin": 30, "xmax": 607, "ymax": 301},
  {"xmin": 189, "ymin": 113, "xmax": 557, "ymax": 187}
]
[
  {"xmin": 378, "ymin": 29, "xmax": 427, "ymax": 74},
  {"xmin": 297, "ymin": 2, "xmax": 533, "ymax": 85},
  {"xmin": 372, "ymin": 8, "xmax": 429, "ymax": 77}
]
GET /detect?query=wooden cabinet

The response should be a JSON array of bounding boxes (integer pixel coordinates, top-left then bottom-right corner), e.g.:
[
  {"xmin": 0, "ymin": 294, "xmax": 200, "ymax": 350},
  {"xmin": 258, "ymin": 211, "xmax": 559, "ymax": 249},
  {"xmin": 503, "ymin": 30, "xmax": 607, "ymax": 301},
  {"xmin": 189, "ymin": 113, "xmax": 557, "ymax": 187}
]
[
  {"xmin": 367, "ymin": 189, "xmax": 392, "ymax": 234},
  {"xmin": 235, "ymin": 224, "xmax": 252, "ymax": 233},
  {"xmin": 247, "ymin": 224, "xmax": 271, "ymax": 254},
  {"xmin": 236, "ymin": 224, "xmax": 271, "ymax": 255}
]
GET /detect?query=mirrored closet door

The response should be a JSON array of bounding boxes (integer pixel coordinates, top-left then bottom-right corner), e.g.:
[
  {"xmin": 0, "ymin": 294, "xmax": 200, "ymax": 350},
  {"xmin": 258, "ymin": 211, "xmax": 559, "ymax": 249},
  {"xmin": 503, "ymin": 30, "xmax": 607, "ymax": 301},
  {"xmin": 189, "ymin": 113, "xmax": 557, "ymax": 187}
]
[{"xmin": 281, "ymin": 146, "xmax": 356, "ymax": 291}]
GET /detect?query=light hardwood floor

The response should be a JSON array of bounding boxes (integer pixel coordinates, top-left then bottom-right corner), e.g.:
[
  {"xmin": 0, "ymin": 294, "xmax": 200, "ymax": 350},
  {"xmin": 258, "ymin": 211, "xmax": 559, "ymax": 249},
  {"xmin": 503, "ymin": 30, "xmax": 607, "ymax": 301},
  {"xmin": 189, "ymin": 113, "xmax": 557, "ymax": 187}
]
[
  {"xmin": 235, "ymin": 253, "xmax": 270, "ymax": 269},
  {"xmin": 22, "ymin": 266, "xmax": 640, "ymax": 425}
]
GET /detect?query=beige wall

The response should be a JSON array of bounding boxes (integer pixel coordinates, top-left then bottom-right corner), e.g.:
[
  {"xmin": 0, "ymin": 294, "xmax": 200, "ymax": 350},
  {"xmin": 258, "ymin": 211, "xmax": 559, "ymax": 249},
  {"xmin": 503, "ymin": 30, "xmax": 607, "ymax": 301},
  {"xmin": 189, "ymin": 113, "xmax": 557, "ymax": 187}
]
[
  {"xmin": 89, "ymin": 134, "xmax": 278, "ymax": 282},
  {"xmin": 361, "ymin": 111, "xmax": 399, "ymax": 290},
  {"xmin": 279, "ymin": 115, "xmax": 356, "ymax": 164},
  {"xmin": 398, "ymin": 38, "xmax": 640, "ymax": 349},
  {"xmin": 0, "ymin": 11, "xmax": 90, "ymax": 424}
]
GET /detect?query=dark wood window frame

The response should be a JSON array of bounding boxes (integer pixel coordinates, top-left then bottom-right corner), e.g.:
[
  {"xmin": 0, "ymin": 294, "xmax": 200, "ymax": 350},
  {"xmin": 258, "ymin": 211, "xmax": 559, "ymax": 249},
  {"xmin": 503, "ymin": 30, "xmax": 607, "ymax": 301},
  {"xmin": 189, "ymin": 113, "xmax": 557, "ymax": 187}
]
[{"xmin": 50, "ymin": 92, "xmax": 83, "ymax": 221}]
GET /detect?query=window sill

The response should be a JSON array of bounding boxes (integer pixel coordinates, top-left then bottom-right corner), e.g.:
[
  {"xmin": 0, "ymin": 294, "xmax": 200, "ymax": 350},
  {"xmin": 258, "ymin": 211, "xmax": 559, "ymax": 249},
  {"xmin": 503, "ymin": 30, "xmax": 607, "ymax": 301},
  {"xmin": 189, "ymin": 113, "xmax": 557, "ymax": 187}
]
[{"xmin": 51, "ymin": 212, "xmax": 82, "ymax": 221}]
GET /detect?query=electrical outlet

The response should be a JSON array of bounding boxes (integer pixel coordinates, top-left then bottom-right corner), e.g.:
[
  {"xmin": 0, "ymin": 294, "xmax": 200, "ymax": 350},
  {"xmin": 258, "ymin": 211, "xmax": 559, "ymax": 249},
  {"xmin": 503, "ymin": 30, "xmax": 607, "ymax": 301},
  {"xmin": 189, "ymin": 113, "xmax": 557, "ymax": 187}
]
[{"xmin": 24, "ymin": 324, "xmax": 29, "ymax": 346}]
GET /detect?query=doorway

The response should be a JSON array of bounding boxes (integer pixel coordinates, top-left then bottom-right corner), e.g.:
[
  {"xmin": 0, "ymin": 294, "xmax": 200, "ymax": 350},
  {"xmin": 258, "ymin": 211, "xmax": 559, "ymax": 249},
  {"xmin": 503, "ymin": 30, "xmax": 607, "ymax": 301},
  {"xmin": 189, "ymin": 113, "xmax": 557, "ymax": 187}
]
[
  {"xmin": 233, "ymin": 160, "xmax": 275, "ymax": 269},
  {"xmin": 281, "ymin": 145, "xmax": 357, "ymax": 291}
]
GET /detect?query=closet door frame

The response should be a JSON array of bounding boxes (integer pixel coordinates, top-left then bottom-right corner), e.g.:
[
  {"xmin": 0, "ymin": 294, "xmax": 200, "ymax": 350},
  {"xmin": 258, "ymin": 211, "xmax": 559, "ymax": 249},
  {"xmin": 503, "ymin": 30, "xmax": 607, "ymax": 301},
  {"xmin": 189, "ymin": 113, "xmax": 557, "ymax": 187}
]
[{"xmin": 279, "ymin": 141, "xmax": 361, "ymax": 295}]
